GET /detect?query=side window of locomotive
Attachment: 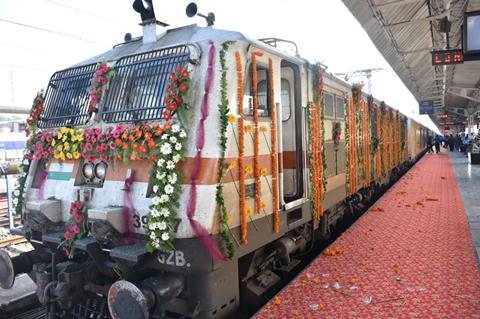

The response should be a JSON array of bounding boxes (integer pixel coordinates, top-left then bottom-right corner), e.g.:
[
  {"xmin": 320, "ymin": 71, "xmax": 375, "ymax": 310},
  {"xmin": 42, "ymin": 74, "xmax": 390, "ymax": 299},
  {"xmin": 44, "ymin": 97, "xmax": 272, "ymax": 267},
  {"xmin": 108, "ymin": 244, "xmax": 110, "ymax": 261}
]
[
  {"xmin": 324, "ymin": 93, "xmax": 334, "ymax": 118},
  {"xmin": 335, "ymin": 96, "xmax": 345, "ymax": 119},
  {"xmin": 281, "ymin": 79, "xmax": 291, "ymax": 121},
  {"xmin": 244, "ymin": 65, "xmax": 270, "ymax": 117}
]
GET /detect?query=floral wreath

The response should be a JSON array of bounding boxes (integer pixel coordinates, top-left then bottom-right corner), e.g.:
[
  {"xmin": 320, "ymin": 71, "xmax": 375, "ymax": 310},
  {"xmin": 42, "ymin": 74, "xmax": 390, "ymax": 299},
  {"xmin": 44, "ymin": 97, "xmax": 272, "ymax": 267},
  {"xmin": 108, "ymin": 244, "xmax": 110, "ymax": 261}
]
[{"xmin": 16, "ymin": 63, "xmax": 191, "ymax": 256}]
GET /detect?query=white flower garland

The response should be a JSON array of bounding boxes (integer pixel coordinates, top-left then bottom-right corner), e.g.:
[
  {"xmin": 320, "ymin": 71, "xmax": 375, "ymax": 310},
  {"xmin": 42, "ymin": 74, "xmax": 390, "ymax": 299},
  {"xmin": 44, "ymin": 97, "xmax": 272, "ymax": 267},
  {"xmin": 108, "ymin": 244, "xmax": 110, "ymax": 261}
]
[
  {"xmin": 146, "ymin": 124, "xmax": 187, "ymax": 252},
  {"xmin": 12, "ymin": 156, "xmax": 31, "ymax": 215}
]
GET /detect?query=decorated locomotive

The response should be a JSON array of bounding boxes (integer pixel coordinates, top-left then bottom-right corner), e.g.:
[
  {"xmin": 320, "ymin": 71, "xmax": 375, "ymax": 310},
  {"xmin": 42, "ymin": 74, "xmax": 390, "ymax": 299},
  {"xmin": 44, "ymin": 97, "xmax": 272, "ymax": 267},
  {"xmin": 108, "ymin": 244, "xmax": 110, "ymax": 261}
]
[{"xmin": 0, "ymin": 2, "xmax": 431, "ymax": 318}]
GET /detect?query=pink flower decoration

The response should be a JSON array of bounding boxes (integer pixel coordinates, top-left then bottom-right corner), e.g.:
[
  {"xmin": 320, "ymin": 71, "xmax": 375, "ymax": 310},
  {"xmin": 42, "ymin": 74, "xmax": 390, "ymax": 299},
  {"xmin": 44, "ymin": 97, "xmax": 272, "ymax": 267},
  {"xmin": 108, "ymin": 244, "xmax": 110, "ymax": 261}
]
[
  {"xmin": 95, "ymin": 128, "xmax": 102, "ymax": 135},
  {"xmin": 100, "ymin": 154, "xmax": 106, "ymax": 161},
  {"xmin": 72, "ymin": 225, "xmax": 80, "ymax": 234},
  {"xmin": 101, "ymin": 143, "xmax": 108, "ymax": 151},
  {"xmin": 88, "ymin": 155, "xmax": 96, "ymax": 162},
  {"xmin": 113, "ymin": 131, "xmax": 120, "ymax": 139},
  {"xmin": 74, "ymin": 213, "xmax": 84, "ymax": 223},
  {"xmin": 109, "ymin": 141, "xmax": 116, "ymax": 150},
  {"xmin": 95, "ymin": 145, "xmax": 102, "ymax": 153},
  {"xmin": 63, "ymin": 247, "xmax": 70, "ymax": 256},
  {"xmin": 64, "ymin": 231, "xmax": 72, "ymax": 241},
  {"xmin": 86, "ymin": 143, "xmax": 93, "ymax": 151},
  {"xmin": 91, "ymin": 136, "xmax": 97, "ymax": 144}
]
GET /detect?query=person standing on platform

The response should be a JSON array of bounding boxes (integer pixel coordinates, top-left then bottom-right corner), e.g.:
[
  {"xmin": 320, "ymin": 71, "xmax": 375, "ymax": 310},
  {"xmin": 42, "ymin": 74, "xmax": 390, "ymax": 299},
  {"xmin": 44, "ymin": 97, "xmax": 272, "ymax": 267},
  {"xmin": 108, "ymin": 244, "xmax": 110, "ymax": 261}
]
[
  {"xmin": 427, "ymin": 135, "xmax": 434, "ymax": 153},
  {"xmin": 449, "ymin": 134, "xmax": 455, "ymax": 151},
  {"xmin": 435, "ymin": 134, "xmax": 442, "ymax": 154}
]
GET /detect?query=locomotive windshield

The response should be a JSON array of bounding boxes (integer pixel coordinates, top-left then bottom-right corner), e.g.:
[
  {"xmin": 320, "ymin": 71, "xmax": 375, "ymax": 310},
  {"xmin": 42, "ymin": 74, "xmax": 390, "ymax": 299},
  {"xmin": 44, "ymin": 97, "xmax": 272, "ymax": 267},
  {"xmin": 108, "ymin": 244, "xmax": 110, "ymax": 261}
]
[
  {"xmin": 101, "ymin": 45, "xmax": 191, "ymax": 123},
  {"xmin": 38, "ymin": 63, "xmax": 97, "ymax": 128},
  {"xmin": 39, "ymin": 45, "xmax": 191, "ymax": 127}
]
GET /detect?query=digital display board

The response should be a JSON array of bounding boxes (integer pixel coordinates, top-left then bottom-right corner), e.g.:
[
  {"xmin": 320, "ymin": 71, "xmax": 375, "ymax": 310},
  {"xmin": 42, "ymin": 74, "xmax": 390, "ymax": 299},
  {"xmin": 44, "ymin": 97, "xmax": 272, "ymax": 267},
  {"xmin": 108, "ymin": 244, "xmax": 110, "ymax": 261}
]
[
  {"xmin": 464, "ymin": 10, "xmax": 480, "ymax": 54},
  {"xmin": 431, "ymin": 50, "xmax": 464, "ymax": 65},
  {"xmin": 419, "ymin": 100, "xmax": 434, "ymax": 115}
]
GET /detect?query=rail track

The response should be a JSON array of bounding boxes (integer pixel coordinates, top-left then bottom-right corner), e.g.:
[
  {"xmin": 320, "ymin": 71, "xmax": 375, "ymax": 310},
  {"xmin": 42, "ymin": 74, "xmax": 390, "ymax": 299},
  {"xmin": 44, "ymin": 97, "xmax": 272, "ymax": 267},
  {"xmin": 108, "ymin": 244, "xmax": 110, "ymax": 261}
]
[{"xmin": 0, "ymin": 194, "xmax": 26, "ymax": 247}]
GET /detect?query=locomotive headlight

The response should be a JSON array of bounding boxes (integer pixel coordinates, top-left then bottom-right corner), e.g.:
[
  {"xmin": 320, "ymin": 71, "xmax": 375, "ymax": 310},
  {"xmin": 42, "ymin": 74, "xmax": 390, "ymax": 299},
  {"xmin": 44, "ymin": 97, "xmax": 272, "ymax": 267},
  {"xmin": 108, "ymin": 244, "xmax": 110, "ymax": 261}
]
[
  {"xmin": 94, "ymin": 162, "xmax": 107, "ymax": 179},
  {"xmin": 82, "ymin": 162, "xmax": 94, "ymax": 179}
]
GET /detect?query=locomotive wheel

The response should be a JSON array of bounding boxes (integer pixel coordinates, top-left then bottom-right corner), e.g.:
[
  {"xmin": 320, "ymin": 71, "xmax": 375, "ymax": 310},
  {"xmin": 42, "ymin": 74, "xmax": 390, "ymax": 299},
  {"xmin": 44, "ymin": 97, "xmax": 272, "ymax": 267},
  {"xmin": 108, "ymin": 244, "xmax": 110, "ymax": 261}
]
[
  {"xmin": 108, "ymin": 280, "xmax": 149, "ymax": 319},
  {"xmin": 0, "ymin": 249, "xmax": 15, "ymax": 289}
]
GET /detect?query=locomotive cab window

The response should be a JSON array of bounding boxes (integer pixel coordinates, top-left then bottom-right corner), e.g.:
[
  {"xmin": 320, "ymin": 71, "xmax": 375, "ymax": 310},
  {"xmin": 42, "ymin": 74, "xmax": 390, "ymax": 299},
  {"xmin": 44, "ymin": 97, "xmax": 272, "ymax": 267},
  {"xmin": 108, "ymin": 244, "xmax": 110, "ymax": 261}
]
[
  {"xmin": 244, "ymin": 64, "xmax": 270, "ymax": 117},
  {"xmin": 335, "ymin": 96, "xmax": 345, "ymax": 119},
  {"xmin": 281, "ymin": 79, "xmax": 292, "ymax": 121},
  {"xmin": 324, "ymin": 93, "xmax": 334, "ymax": 118}
]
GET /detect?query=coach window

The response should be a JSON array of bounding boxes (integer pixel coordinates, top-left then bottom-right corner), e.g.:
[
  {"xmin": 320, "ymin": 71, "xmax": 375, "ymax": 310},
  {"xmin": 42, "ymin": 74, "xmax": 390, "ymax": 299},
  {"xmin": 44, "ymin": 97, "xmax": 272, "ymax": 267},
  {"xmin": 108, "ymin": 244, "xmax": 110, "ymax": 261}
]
[
  {"xmin": 281, "ymin": 79, "xmax": 292, "ymax": 121},
  {"xmin": 324, "ymin": 93, "xmax": 334, "ymax": 118},
  {"xmin": 335, "ymin": 96, "xmax": 345, "ymax": 120},
  {"xmin": 244, "ymin": 64, "xmax": 270, "ymax": 117}
]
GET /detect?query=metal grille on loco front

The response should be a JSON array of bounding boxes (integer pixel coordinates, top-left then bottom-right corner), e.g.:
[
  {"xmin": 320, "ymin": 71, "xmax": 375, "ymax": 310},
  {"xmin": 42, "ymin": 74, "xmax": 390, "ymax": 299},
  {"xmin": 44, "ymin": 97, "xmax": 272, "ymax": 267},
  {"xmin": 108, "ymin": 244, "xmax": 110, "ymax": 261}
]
[
  {"xmin": 39, "ymin": 63, "xmax": 97, "ymax": 128},
  {"xmin": 101, "ymin": 45, "xmax": 190, "ymax": 123}
]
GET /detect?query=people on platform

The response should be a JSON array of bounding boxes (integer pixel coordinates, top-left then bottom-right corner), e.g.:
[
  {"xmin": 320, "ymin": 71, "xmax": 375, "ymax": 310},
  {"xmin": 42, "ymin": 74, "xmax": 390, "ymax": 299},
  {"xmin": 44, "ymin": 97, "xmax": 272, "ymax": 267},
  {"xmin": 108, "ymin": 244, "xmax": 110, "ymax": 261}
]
[
  {"xmin": 427, "ymin": 135, "xmax": 434, "ymax": 153},
  {"xmin": 434, "ymin": 134, "xmax": 442, "ymax": 154}
]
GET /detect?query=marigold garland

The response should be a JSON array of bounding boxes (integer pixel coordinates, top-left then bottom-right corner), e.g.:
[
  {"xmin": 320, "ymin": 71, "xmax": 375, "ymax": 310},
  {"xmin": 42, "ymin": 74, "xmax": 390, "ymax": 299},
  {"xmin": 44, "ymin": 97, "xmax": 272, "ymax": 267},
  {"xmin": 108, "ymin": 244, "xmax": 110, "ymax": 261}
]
[
  {"xmin": 362, "ymin": 100, "xmax": 371, "ymax": 187},
  {"xmin": 215, "ymin": 41, "xmax": 235, "ymax": 258},
  {"xmin": 308, "ymin": 64, "xmax": 326, "ymax": 221},
  {"xmin": 236, "ymin": 51, "xmax": 247, "ymax": 245},
  {"xmin": 375, "ymin": 104, "xmax": 382, "ymax": 179},
  {"xmin": 346, "ymin": 96, "xmax": 359, "ymax": 195},
  {"xmin": 268, "ymin": 58, "xmax": 279, "ymax": 233},
  {"xmin": 163, "ymin": 66, "xmax": 190, "ymax": 122},
  {"xmin": 251, "ymin": 51, "xmax": 263, "ymax": 215}
]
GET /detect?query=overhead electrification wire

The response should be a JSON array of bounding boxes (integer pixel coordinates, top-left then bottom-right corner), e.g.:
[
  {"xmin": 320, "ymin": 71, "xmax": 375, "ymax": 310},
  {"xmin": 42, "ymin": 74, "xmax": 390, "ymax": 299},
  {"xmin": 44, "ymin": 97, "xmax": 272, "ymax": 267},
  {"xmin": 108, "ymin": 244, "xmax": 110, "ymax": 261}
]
[
  {"xmin": 0, "ymin": 17, "xmax": 108, "ymax": 47},
  {"xmin": 44, "ymin": 0, "xmax": 130, "ymax": 27},
  {"xmin": 0, "ymin": 42, "xmax": 49, "ymax": 53}
]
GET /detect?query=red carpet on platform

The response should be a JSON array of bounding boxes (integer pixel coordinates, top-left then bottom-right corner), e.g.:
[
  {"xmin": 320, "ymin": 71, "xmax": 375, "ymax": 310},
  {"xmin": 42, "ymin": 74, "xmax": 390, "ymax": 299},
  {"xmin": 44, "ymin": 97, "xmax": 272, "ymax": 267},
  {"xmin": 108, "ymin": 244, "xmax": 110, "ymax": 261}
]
[{"xmin": 256, "ymin": 153, "xmax": 480, "ymax": 319}]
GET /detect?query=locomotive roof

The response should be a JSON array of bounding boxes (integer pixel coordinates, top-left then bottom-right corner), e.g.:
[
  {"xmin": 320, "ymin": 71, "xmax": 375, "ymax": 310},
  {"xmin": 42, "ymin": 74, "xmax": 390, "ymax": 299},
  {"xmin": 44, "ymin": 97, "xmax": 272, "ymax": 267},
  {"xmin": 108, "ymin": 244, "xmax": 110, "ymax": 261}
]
[
  {"xmin": 71, "ymin": 23, "xmax": 428, "ymax": 130},
  {"xmin": 74, "ymin": 24, "xmax": 306, "ymax": 67}
]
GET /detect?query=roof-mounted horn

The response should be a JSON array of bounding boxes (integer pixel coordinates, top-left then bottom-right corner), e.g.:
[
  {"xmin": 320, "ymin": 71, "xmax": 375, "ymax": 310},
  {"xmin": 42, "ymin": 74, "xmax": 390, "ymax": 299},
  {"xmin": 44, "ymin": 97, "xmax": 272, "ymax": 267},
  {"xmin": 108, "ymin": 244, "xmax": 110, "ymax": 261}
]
[
  {"xmin": 132, "ymin": 0, "xmax": 168, "ymax": 44},
  {"xmin": 186, "ymin": 2, "xmax": 215, "ymax": 27}
]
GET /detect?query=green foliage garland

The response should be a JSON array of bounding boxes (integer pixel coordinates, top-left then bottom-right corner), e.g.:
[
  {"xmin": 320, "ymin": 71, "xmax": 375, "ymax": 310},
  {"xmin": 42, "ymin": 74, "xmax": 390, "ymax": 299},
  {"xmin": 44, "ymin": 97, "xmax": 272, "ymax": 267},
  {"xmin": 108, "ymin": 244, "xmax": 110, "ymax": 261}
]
[{"xmin": 215, "ymin": 41, "xmax": 235, "ymax": 258}]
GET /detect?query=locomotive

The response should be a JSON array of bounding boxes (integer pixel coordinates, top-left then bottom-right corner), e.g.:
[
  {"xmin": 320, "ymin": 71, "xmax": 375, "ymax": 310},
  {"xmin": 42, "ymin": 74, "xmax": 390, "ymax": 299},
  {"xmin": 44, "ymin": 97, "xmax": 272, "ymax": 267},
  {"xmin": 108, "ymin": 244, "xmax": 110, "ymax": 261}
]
[{"xmin": 0, "ymin": 2, "xmax": 431, "ymax": 318}]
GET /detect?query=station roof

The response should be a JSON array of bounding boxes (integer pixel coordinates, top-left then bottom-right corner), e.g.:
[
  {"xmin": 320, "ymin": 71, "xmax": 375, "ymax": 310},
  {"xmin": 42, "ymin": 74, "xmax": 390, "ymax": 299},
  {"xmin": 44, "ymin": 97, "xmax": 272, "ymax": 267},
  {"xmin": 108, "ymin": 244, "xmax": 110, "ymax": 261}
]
[{"xmin": 341, "ymin": 0, "xmax": 480, "ymax": 129}]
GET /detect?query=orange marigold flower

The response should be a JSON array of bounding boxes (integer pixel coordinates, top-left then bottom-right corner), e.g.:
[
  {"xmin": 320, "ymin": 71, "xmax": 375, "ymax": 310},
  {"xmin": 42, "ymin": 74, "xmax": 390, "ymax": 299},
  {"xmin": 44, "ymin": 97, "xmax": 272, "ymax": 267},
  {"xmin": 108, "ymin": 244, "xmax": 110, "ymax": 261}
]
[
  {"xmin": 122, "ymin": 143, "xmax": 129, "ymax": 151},
  {"xmin": 259, "ymin": 201, "xmax": 266, "ymax": 209},
  {"xmin": 260, "ymin": 125, "xmax": 268, "ymax": 132},
  {"xmin": 244, "ymin": 166, "xmax": 253, "ymax": 174},
  {"xmin": 273, "ymin": 297, "xmax": 281, "ymax": 305},
  {"xmin": 260, "ymin": 168, "xmax": 268, "ymax": 176},
  {"xmin": 246, "ymin": 207, "xmax": 253, "ymax": 216},
  {"xmin": 115, "ymin": 138, "xmax": 123, "ymax": 146},
  {"xmin": 228, "ymin": 114, "xmax": 238, "ymax": 123},
  {"xmin": 245, "ymin": 124, "xmax": 254, "ymax": 133}
]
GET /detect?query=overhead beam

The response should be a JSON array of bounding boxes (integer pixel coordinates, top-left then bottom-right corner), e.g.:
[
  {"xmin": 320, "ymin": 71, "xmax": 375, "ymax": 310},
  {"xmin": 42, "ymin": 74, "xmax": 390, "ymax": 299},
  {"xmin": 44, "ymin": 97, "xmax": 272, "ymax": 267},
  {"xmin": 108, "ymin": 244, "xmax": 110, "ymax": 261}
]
[
  {"xmin": 0, "ymin": 105, "xmax": 29, "ymax": 114},
  {"xmin": 385, "ymin": 10, "xmax": 450, "ymax": 28},
  {"xmin": 447, "ymin": 88, "xmax": 480, "ymax": 102},
  {"xmin": 375, "ymin": 0, "xmax": 423, "ymax": 8}
]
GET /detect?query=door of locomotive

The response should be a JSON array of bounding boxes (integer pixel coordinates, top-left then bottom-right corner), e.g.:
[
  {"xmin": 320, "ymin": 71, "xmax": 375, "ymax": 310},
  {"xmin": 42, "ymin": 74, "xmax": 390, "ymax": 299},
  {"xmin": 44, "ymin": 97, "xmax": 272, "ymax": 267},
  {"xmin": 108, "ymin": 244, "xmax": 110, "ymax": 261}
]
[{"xmin": 280, "ymin": 60, "xmax": 304, "ymax": 205}]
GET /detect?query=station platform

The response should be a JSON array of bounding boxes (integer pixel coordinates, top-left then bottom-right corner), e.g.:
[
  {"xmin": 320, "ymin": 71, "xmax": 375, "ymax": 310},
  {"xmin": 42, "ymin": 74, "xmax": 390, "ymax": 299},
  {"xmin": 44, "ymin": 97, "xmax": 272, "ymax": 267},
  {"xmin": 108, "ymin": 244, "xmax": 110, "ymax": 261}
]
[{"xmin": 255, "ymin": 152, "xmax": 480, "ymax": 318}]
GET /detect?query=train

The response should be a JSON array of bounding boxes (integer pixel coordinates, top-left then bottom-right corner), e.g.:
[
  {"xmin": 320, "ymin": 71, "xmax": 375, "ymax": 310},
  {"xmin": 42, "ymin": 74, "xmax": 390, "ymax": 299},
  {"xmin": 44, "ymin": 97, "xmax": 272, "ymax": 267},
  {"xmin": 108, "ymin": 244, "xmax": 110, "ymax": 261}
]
[{"xmin": 0, "ymin": 2, "xmax": 432, "ymax": 319}]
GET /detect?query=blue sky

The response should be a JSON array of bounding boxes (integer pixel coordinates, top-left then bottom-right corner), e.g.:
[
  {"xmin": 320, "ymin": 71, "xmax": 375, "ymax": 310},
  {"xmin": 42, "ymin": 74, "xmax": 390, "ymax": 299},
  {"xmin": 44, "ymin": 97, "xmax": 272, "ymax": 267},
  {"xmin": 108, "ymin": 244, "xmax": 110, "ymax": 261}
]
[{"xmin": 0, "ymin": 0, "xmax": 437, "ymax": 131}]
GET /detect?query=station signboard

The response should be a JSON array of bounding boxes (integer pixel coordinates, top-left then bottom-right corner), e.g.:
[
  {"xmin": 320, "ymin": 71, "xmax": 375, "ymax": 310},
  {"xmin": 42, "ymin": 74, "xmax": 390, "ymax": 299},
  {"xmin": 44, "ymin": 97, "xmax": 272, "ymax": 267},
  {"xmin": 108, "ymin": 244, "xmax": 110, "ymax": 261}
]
[
  {"xmin": 419, "ymin": 100, "xmax": 434, "ymax": 115},
  {"xmin": 432, "ymin": 49, "xmax": 464, "ymax": 65},
  {"xmin": 439, "ymin": 113, "xmax": 448, "ymax": 119}
]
